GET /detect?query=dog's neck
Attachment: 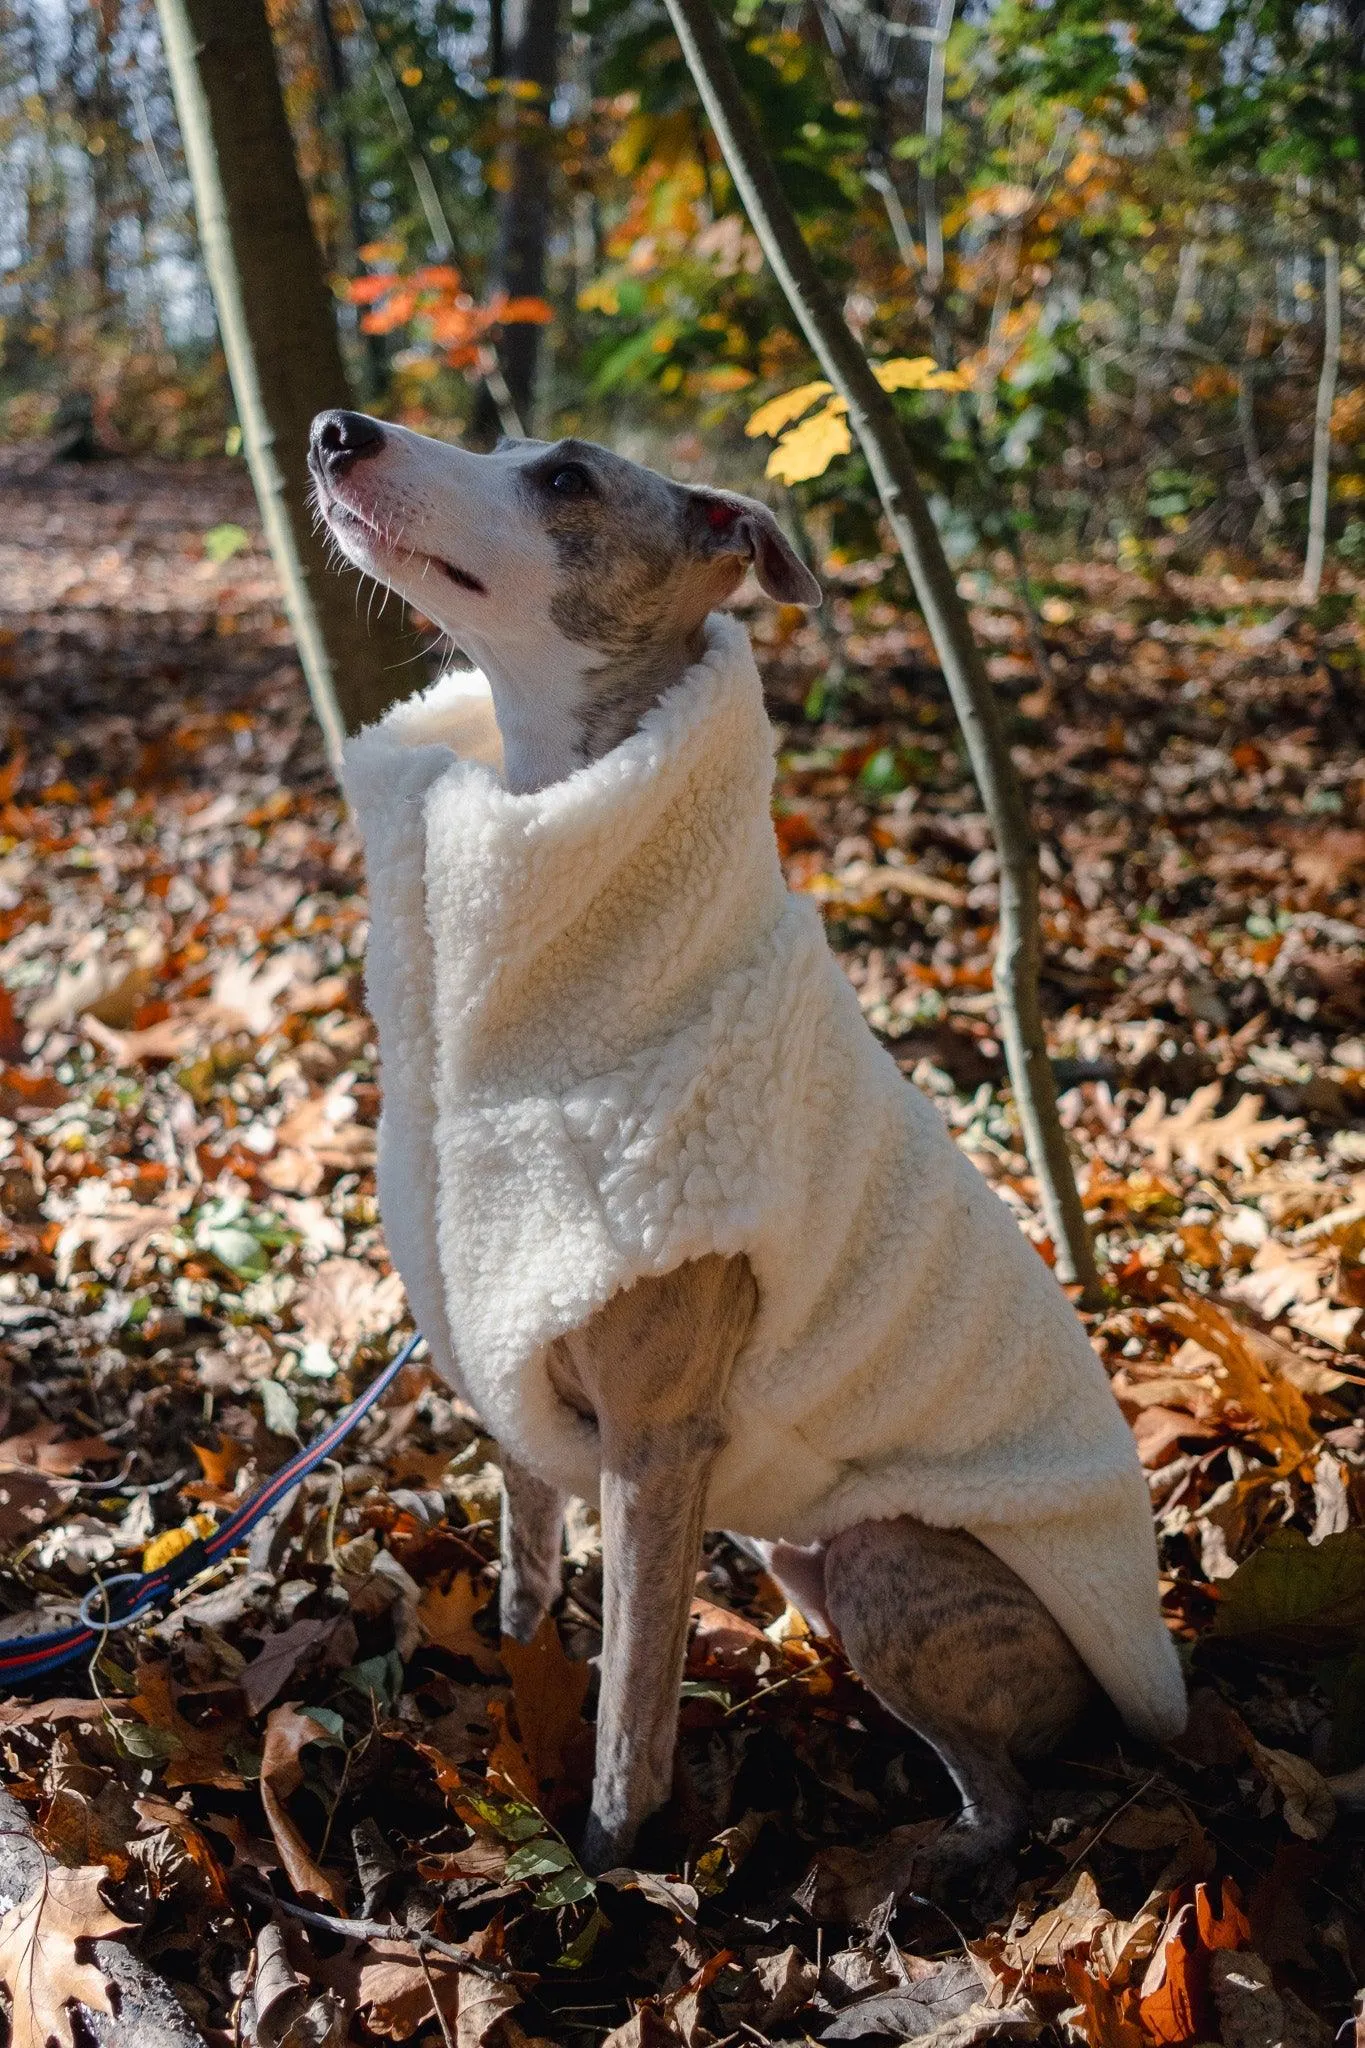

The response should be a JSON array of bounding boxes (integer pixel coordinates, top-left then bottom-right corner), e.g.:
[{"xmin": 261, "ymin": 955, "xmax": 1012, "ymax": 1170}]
[{"xmin": 467, "ymin": 624, "xmax": 710, "ymax": 794}]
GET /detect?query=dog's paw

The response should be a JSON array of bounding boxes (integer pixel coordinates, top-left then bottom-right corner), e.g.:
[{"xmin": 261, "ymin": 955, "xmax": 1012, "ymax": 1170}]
[
  {"xmin": 498, "ymin": 1587, "xmax": 549, "ymax": 1644},
  {"xmin": 904, "ymin": 1819, "xmax": 1020, "ymax": 1924},
  {"xmin": 578, "ymin": 1812, "xmax": 634, "ymax": 1878}
]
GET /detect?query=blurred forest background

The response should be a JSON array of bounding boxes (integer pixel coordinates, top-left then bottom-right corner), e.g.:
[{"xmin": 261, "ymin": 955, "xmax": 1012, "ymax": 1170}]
[{"xmin": 2, "ymin": 0, "xmax": 1363, "ymax": 580}]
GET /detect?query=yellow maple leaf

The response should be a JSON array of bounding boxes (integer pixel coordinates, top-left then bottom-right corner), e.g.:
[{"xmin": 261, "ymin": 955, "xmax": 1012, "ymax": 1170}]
[
  {"xmin": 876, "ymin": 355, "xmax": 969, "ymax": 393},
  {"xmin": 766, "ymin": 402, "xmax": 853, "ymax": 484},
  {"xmin": 745, "ymin": 380, "xmax": 834, "ymax": 440}
]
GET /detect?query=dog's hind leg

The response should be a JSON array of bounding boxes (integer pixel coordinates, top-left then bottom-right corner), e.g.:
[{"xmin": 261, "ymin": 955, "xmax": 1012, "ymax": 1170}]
[
  {"xmin": 499, "ymin": 1457, "xmax": 566, "ymax": 1643},
  {"xmin": 820, "ymin": 1517, "xmax": 1093, "ymax": 1901}
]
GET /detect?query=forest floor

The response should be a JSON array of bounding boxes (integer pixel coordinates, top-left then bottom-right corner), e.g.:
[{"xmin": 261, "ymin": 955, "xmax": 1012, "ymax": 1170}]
[{"xmin": 0, "ymin": 453, "xmax": 1361, "ymax": 2048}]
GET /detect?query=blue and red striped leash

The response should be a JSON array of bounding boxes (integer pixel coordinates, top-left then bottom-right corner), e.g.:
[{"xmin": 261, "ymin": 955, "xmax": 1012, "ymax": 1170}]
[{"xmin": 0, "ymin": 1333, "xmax": 423, "ymax": 1686}]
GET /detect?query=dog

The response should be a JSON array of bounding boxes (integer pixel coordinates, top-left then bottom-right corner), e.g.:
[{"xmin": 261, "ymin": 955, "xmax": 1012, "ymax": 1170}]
[{"xmin": 310, "ymin": 409, "xmax": 1185, "ymax": 1898}]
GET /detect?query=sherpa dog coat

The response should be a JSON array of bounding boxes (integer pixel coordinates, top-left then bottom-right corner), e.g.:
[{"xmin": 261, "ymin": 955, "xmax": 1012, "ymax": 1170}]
[{"xmin": 344, "ymin": 612, "xmax": 1187, "ymax": 1744}]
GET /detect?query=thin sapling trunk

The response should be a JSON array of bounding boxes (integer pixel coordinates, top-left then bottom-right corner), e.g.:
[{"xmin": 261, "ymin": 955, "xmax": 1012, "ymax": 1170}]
[{"xmin": 661, "ymin": 0, "xmax": 1101, "ymax": 1301}]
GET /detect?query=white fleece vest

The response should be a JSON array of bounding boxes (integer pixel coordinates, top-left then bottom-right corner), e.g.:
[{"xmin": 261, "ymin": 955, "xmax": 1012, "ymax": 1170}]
[{"xmin": 344, "ymin": 615, "xmax": 1186, "ymax": 1742}]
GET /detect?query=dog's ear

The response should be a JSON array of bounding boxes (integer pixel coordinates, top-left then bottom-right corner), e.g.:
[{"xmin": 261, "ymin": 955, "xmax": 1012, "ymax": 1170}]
[{"xmin": 687, "ymin": 489, "xmax": 822, "ymax": 607}]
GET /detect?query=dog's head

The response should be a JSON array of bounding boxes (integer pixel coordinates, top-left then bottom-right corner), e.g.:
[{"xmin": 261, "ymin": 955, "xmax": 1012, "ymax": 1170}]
[{"xmin": 309, "ymin": 412, "xmax": 819, "ymax": 785}]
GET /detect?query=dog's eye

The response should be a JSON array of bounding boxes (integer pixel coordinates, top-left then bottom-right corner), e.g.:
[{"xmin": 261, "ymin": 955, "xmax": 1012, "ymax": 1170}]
[{"xmin": 547, "ymin": 463, "xmax": 593, "ymax": 498}]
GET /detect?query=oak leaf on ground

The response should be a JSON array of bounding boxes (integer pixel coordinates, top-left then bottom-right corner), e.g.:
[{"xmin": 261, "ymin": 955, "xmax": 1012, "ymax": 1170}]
[{"xmin": 0, "ymin": 1862, "xmax": 131, "ymax": 2048}]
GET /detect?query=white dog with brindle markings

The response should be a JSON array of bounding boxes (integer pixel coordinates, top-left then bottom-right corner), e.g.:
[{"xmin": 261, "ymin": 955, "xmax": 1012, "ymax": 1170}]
[{"xmin": 310, "ymin": 408, "xmax": 1186, "ymax": 1898}]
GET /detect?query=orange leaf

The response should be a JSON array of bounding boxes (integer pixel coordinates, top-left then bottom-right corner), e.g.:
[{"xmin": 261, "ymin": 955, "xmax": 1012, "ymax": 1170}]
[
  {"xmin": 427, "ymin": 304, "xmax": 483, "ymax": 346},
  {"xmin": 362, "ymin": 286, "xmax": 420, "ymax": 334},
  {"xmin": 0, "ymin": 747, "xmax": 26, "ymax": 804},
  {"xmin": 1194, "ymin": 1877, "xmax": 1251, "ymax": 1952},
  {"xmin": 1138, "ymin": 1902, "xmax": 1203, "ymax": 2045},
  {"xmin": 410, "ymin": 264, "xmax": 464, "ymax": 291},
  {"xmin": 1138, "ymin": 1883, "xmax": 1246, "ymax": 2045},
  {"xmin": 346, "ymin": 274, "xmax": 396, "ymax": 304},
  {"xmin": 417, "ymin": 1571, "xmax": 503, "ymax": 1676},
  {"xmin": 188, "ymin": 1433, "xmax": 250, "ymax": 1495},
  {"xmin": 491, "ymin": 1618, "xmax": 592, "ymax": 1807},
  {"xmin": 497, "ymin": 296, "xmax": 553, "ymax": 325},
  {"xmin": 0, "ymin": 986, "xmax": 22, "ymax": 1063},
  {"xmin": 1063, "ymin": 1958, "xmax": 1147, "ymax": 2048}
]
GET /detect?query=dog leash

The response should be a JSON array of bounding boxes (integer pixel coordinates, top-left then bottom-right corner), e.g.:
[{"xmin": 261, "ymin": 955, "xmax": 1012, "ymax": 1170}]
[{"xmin": 0, "ymin": 1333, "xmax": 424, "ymax": 1686}]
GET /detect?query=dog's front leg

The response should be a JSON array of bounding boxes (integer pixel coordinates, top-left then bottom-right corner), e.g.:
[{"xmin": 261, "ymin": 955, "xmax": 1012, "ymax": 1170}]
[
  {"xmin": 567, "ymin": 1253, "xmax": 758, "ymax": 1874},
  {"xmin": 581, "ymin": 1411, "xmax": 725, "ymax": 1871},
  {"xmin": 499, "ymin": 1456, "xmax": 565, "ymax": 1642}
]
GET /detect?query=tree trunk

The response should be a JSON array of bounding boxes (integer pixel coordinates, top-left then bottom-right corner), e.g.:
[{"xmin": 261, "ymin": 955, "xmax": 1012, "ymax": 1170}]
[
  {"xmin": 1301, "ymin": 237, "xmax": 1340, "ymax": 605},
  {"xmin": 153, "ymin": 0, "xmax": 421, "ymax": 763},
  {"xmin": 314, "ymin": 0, "xmax": 389, "ymax": 400},
  {"xmin": 492, "ymin": 0, "xmax": 560, "ymax": 426},
  {"xmin": 661, "ymin": 0, "xmax": 1100, "ymax": 1301}
]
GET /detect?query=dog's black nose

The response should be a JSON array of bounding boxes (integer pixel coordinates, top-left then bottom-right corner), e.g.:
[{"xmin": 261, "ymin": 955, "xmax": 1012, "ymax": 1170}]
[{"xmin": 311, "ymin": 409, "xmax": 385, "ymax": 473}]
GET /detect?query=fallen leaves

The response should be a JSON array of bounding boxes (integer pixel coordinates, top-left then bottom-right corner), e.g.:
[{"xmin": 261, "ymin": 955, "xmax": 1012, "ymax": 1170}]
[
  {"xmin": 0, "ymin": 1862, "xmax": 130, "ymax": 2048},
  {"xmin": 488, "ymin": 1617, "xmax": 592, "ymax": 1807},
  {"xmin": 291, "ymin": 1254, "xmax": 405, "ymax": 1376},
  {"xmin": 1132, "ymin": 1084, "xmax": 1305, "ymax": 1176},
  {"xmin": 258, "ymin": 1702, "xmax": 347, "ymax": 1909},
  {"xmin": 0, "ymin": 464, "xmax": 1362, "ymax": 2047},
  {"xmin": 418, "ymin": 1570, "xmax": 504, "ymax": 1676}
]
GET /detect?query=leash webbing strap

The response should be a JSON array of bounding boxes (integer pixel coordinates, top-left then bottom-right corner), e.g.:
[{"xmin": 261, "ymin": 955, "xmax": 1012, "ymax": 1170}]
[{"xmin": 0, "ymin": 1333, "xmax": 424, "ymax": 1687}]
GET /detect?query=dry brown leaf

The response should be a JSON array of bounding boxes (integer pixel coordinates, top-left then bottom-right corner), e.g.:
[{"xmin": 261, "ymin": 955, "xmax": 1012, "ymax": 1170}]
[
  {"xmin": 1132, "ymin": 1084, "xmax": 1304, "ymax": 1176},
  {"xmin": 53, "ymin": 1187, "xmax": 191, "ymax": 1286},
  {"xmin": 488, "ymin": 1617, "xmax": 592, "ymax": 1807},
  {"xmin": 1246, "ymin": 1741, "xmax": 1337, "ymax": 1841},
  {"xmin": 0, "ymin": 1423, "xmax": 119, "ymax": 1477},
  {"xmin": 1005, "ymin": 1869, "xmax": 1112, "ymax": 1973},
  {"xmin": 355, "ymin": 1941, "xmax": 520, "ymax": 2044},
  {"xmin": 0, "ymin": 1862, "xmax": 131, "ymax": 2048},
  {"xmin": 275, "ymin": 1078, "xmax": 377, "ymax": 1171},
  {"xmin": 206, "ymin": 949, "xmax": 305, "ymax": 1036},
  {"xmin": 687, "ymin": 1595, "xmax": 776, "ymax": 1683},
  {"xmin": 130, "ymin": 1661, "xmax": 247, "ymax": 1791},
  {"xmin": 239, "ymin": 1616, "xmax": 351, "ymax": 1717},
  {"xmin": 292, "ymin": 1255, "xmax": 405, "ymax": 1373},
  {"xmin": 1159, "ymin": 1295, "xmax": 1319, "ymax": 1468},
  {"xmin": 258, "ymin": 1702, "xmax": 347, "ymax": 1909},
  {"xmin": 79, "ymin": 1010, "xmax": 201, "ymax": 1067},
  {"xmin": 418, "ymin": 1571, "xmax": 504, "ymax": 1677}
]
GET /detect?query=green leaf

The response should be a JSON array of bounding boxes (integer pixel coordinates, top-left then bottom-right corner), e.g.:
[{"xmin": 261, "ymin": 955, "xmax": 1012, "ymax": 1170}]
[
  {"xmin": 461, "ymin": 1790, "xmax": 547, "ymax": 1841},
  {"xmin": 535, "ymin": 1866, "xmax": 597, "ymax": 1908},
  {"xmin": 195, "ymin": 1217, "xmax": 270, "ymax": 1280},
  {"xmin": 679, "ymin": 1679, "xmax": 732, "ymax": 1708},
  {"xmin": 303, "ymin": 1708, "xmax": 346, "ymax": 1744},
  {"xmin": 340, "ymin": 1651, "xmax": 405, "ymax": 1707},
  {"xmin": 554, "ymin": 1906, "xmax": 607, "ymax": 1970},
  {"xmin": 1214, "ymin": 1528, "xmax": 1365, "ymax": 1659},
  {"xmin": 506, "ymin": 1838, "xmax": 577, "ymax": 1880},
  {"xmin": 858, "ymin": 746, "xmax": 910, "ymax": 796},
  {"xmin": 203, "ymin": 522, "xmax": 249, "ymax": 563},
  {"xmin": 115, "ymin": 1721, "xmax": 181, "ymax": 1762}
]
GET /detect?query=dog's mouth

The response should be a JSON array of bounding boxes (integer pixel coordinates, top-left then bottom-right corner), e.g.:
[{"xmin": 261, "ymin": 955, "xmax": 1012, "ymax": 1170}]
[{"xmin": 314, "ymin": 472, "xmax": 488, "ymax": 597}]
